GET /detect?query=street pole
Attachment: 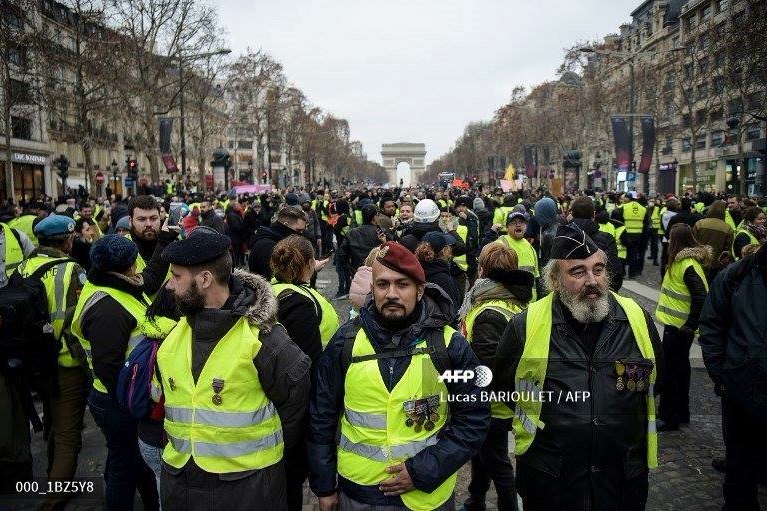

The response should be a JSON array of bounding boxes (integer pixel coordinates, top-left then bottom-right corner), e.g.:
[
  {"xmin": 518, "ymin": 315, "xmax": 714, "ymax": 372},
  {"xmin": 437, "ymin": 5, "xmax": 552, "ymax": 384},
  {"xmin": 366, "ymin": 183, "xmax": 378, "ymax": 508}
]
[
  {"xmin": 179, "ymin": 58, "xmax": 186, "ymax": 180},
  {"xmin": 628, "ymin": 58, "xmax": 636, "ymax": 192}
]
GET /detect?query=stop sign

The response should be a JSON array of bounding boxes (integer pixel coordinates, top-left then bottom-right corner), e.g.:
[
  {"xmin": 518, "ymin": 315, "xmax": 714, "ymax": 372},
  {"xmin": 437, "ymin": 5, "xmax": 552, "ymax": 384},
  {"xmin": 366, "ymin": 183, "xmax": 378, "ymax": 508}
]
[{"xmin": 95, "ymin": 171, "xmax": 104, "ymax": 184}]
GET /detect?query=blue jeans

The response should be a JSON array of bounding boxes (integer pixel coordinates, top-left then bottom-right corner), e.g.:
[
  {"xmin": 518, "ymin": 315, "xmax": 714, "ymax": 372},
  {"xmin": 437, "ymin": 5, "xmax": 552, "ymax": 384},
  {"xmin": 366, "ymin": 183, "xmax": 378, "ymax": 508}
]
[
  {"xmin": 88, "ymin": 388, "xmax": 159, "ymax": 511},
  {"xmin": 139, "ymin": 438, "xmax": 163, "ymax": 510}
]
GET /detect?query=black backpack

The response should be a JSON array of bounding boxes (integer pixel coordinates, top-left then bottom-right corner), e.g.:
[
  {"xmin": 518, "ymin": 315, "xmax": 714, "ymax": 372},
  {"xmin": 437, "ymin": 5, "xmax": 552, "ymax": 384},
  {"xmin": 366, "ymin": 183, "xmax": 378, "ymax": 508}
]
[{"xmin": 0, "ymin": 258, "xmax": 75, "ymax": 397}]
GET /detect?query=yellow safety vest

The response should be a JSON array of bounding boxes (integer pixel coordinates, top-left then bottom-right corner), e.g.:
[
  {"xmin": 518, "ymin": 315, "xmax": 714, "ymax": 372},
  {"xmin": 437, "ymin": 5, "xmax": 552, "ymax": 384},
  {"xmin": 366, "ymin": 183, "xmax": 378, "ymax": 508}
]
[
  {"xmin": 463, "ymin": 299, "xmax": 522, "ymax": 420},
  {"xmin": 655, "ymin": 256, "xmax": 708, "ymax": 328},
  {"xmin": 657, "ymin": 207, "xmax": 667, "ymax": 235},
  {"xmin": 1, "ymin": 222, "xmax": 25, "ymax": 276},
  {"xmin": 71, "ymin": 283, "xmax": 148, "ymax": 393},
  {"xmin": 453, "ymin": 225, "xmax": 469, "ymax": 272},
  {"xmin": 694, "ymin": 202, "xmax": 705, "ymax": 214},
  {"xmin": 650, "ymin": 207, "xmax": 661, "ymax": 231},
  {"xmin": 354, "ymin": 209, "xmax": 363, "ymax": 227},
  {"xmin": 513, "ymin": 292, "xmax": 658, "ymax": 467},
  {"xmin": 497, "ymin": 235, "xmax": 539, "ymax": 301},
  {"xmin": 18, "ymin": 255, "xmax": 82, "ymax": 367},
  {"xmin": 338, "ymin": 327, "xmax": 457, "ymax": 511},
  {"xmin": 9, "ymin": 215, "xmax": 38, "ymax": 247},
  {"xmin": 493, "ymin": 206, "xmax": 514, "ymax": 226},
  {"xmin": 623, "ymin": 202, "xmax": 647, "ymax": 234},
  {"xmin": 731, "ymin": 228, "xmax": 759, "ymax": 260},
  {"xmin": 724, "ymin": 210, "xmax": 737, "ymax": 231},
  {"xmin": 615, "ymin": 225, "xmax": 627, "ymax": 259},
  {"xmin": 598, "ymin": 222, "xmax": 615, "ymax": 238},
  {"xmin": 157, "ymin": 316, "xmax": 284, "ymax": 473},
  {"xmin": 312, "ymin": 199, "xmax": 329, "ymax": 222},
  {"xmin": 271, "ymin": 282, "xmax": 340, "ymax": 348}
]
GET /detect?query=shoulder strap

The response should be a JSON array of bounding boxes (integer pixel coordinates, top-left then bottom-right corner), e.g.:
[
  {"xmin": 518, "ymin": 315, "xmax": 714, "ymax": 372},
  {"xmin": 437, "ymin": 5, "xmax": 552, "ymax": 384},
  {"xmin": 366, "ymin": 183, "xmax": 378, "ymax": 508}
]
[
  {"xmin": 340, "ymin": 318, "xmax": 362, "ymax": 374},
  {"xmin": 28, "ymin": 258, "xmax": 78, "ymax": 280},
  {"xmin": 426, "ymin": 328, "xmax": 452, "ymax": 374}
]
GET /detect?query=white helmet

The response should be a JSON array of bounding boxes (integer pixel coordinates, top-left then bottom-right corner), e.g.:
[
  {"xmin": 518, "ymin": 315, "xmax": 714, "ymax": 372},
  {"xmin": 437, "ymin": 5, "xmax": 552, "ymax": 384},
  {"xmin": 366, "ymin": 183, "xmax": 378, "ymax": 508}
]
[{"xmin": 414, "ymin": 198, "xmax": 440, "ymax": 223}]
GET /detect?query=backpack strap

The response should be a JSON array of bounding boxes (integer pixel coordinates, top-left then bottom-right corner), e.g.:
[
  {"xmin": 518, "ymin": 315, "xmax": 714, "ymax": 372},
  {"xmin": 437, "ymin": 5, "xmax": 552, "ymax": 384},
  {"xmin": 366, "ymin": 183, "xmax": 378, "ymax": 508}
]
[
  {"xmin": 425, "ymin": 328, "xmax": 452, "ymax": 375},
  {"xmin": 27, "ymin": 258, "xmax": 78, "ymax": 280}
]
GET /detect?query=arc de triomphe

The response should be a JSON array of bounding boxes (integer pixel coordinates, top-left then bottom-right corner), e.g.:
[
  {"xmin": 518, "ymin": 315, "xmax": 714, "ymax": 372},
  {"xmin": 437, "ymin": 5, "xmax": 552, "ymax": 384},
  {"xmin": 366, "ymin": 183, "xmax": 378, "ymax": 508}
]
[{"xmin": 381, "ymin": 143, "xmax": 426, "ymax": 185}]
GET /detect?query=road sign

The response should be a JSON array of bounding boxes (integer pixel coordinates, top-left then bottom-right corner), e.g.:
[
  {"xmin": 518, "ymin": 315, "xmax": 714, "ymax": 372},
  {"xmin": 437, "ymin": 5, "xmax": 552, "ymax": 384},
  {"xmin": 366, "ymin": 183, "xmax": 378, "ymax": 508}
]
[
  {"xmin": 95, "ymin": 171, "xmax": 104, "ymax": 184},
  {"xmin": 124, "ymin": 176, "xmax": 135, "ymax": 187},
  {"xmin": 627, "ymin": 172, "xmax": 637, "ymax": 181}
]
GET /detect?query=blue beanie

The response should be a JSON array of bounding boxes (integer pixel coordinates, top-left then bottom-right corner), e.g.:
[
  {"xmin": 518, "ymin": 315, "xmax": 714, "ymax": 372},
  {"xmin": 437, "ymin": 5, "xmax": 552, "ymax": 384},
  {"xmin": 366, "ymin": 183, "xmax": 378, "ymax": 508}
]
[
  {"xmin": 90, "ymin": 234, "xmax": 139, "ymax": 272},
  {"xmin": 534, "ymin": 197, "xmax": 558, "ymax": 226}
]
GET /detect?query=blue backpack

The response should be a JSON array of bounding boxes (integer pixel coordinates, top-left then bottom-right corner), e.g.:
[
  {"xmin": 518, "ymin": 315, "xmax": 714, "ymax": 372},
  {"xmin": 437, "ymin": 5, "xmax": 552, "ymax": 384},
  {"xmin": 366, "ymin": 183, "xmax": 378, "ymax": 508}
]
[{"xmin": 116, "ymin": 337, "xmax": 161, "ymax": 419}]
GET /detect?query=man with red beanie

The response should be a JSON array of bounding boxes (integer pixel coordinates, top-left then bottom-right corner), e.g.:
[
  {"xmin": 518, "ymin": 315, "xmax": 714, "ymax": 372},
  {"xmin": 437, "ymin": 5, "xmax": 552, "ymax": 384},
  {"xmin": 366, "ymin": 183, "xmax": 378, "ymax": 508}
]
[{"xmin": 308, "ymin": 241, "xmax": 490, "ymax": 510}]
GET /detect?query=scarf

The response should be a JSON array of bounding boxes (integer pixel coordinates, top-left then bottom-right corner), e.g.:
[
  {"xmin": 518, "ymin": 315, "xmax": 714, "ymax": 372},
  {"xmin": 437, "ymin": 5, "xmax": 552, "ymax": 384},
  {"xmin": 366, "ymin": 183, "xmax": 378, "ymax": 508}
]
[{"xmin": 458, "ymin": 277, "xmax": 515, "ymax": 320}]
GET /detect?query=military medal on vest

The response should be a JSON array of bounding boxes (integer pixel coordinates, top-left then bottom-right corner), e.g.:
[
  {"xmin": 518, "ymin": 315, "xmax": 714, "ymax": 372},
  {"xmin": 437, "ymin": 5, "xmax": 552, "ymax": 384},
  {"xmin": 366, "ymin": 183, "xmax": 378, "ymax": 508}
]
[
  {"xmin": 614, "ymin": 361, "xmax": 626, "ymax": 391},
  {"xmin": 212, "ymin": 378, "xmax": 225, "ymax": 405},
  {"xmin": 403, "ymin": 395, "xmax": 439, "ymax": 432}
]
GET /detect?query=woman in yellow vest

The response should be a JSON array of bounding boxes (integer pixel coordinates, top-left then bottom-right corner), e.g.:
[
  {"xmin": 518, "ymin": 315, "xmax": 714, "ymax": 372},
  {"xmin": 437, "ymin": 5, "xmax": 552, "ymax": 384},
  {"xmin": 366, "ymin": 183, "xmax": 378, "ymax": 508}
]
[
  {"xmin": 654, "ymin": 224, "xmax": 710, "ymax": 431},
  {"xmin": 458, "ymin": 243, "xmax": 533, "ymax": 511},
  {"xmin": 70, "ymin": 234, "xmax": 159, "ymax": 511},
  {"xmin": 732, "ymin": 206, "xmax": 766, "ymax": 260},
  {"xmin": 270, "ymin": 234, "xmax": 339, "ymax": 511}
]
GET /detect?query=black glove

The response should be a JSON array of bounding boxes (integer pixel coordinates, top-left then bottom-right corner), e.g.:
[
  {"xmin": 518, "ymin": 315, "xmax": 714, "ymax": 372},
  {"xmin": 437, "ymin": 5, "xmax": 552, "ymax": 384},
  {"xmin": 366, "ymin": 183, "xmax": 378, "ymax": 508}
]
[{"xmin": 679, "ymin": 325, "xmax": 696, "ymax": 338}]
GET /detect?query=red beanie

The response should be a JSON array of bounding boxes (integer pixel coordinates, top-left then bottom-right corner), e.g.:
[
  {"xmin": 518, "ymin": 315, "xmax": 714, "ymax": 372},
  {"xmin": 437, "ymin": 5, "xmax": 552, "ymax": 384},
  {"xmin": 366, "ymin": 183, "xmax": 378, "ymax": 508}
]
[{"xmin": 375, "ymin": 241, "xmax": 426, "ymax": 284}]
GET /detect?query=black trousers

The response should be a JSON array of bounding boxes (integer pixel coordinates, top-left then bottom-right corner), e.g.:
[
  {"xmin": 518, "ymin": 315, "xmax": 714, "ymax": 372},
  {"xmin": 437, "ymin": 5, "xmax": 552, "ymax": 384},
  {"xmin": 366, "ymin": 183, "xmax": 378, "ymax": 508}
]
[
  {"xmin": 464, "ymin": 419, "xmax": 517, "ymax": 511},
  {"xmin": 657, "ymin": 325, "xmax": 694, "ymax": 424},
  {"xmin": 284, "ymin": 440, "xmax": 308, "ymax": 511},
  {"xmin": 724, "ymin": 399, "xmax": 767, "ymax": 510},
  {"xmin": 660, "ymin": 241, "xmax": 670, "ymax": 278},
  {"xmin": 625, "ymin": 233, "xmax": 643, "ymax": 278},
  {"xmin": 648, "ymin": 231, "xmax": 660, "ymax": 261}
]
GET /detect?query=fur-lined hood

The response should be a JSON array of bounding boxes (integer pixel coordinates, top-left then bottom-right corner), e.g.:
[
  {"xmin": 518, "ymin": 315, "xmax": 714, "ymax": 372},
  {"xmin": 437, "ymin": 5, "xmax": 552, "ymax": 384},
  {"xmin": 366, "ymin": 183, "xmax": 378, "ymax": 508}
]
[
  {"xmin": 674, "ymin": 245, "xmax": 712, "ymax": 265},
  {"xmin": 232, "ymin": 269, "xmax": 278, "ymax": 332}
]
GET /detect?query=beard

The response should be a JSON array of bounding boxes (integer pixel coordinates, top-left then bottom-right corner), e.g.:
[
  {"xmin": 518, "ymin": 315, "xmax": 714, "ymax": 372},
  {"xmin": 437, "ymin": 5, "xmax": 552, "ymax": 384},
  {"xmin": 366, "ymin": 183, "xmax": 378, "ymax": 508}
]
[
  {"xmin": 173, "ymin": 280, "xmax": 206, "ymax": 316},
  {"xmin": 558, "ymin": 281, "xmax": 610, "ymax": 324},
  {"xmin": 378, "ymin": 299, "xmax": 408, "ymax": 320},
  {"xmin": 132, "ymin": 226, "xmax": 158, "ymax": 242}
]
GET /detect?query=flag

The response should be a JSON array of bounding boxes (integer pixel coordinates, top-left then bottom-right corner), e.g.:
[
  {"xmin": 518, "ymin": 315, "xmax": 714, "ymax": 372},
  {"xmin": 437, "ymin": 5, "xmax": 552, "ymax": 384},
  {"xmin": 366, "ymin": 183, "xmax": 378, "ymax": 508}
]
[
  {"xmin": 638, "ymin": 115, "xmax": 655, "ymax": 173},
  {"xmin": 504, "ymin": 163, "xmax": 516, "ymax": 181},
  {"xmin": 524, "ymin": 145, "xmax": 536, "ymax": 178},
  {"xmin": 611, "ymin": 116, "xmax": 631, "ymax": 171}
]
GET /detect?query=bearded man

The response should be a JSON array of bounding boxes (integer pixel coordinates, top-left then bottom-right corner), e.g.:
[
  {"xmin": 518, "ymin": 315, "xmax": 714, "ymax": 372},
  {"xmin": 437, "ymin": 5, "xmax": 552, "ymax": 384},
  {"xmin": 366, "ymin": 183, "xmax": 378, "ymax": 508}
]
[
  {"xmin": 126, "ymin": 195, "xmax": 178, "ymax": 295},
  {"xmin": 493, "ymin": 223, "xmax": 664, "ymax": 511}
]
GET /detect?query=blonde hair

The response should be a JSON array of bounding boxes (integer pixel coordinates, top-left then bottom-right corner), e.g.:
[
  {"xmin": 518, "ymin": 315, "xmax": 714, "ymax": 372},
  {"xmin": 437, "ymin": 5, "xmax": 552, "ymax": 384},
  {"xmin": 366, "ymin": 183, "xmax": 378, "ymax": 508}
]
[{"xmin": 364, "ymin": 246, "xmax": 382, "ymax": 267}]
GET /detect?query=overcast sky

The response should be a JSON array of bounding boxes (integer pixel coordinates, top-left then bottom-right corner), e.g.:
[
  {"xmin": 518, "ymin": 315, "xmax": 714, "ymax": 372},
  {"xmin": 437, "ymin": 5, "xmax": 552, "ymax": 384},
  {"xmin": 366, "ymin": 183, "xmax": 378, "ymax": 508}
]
[{"xmin": 217, "ymin": 0, "xmax": 639, "ymax": 166}]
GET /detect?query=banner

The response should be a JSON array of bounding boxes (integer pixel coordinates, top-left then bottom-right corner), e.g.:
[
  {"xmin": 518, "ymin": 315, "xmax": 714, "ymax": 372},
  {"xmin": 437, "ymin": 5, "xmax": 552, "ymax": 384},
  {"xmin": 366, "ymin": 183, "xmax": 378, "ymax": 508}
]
[
  {"xmin": 638, "ymin": 115, "xmax": 655, "ymax": 173},
  {"xmin": 541, "ymin": 145, "xmax": 550, "ymax": 180},
  {"xmin": 611, "ymin": 116, "xmax": 631, "ymax": 171},
  {"xmin": 159, "ymin": 118, "xmax": 178, "ymax": 173},
  {"xmin": 524, "ymin": 145, "xmax": 537, "ymax": 178},
  {"xmin": 499, "ymin": 179, "xmax": 513, "ymax": 192}
]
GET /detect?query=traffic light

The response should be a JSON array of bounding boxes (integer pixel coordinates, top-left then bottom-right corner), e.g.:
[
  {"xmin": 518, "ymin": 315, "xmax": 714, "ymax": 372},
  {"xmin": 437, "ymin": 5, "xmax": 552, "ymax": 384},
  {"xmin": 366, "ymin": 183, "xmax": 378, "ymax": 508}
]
[{"xmin": 56, "ymin": 154, "xmax": 69, "ymax": 179}]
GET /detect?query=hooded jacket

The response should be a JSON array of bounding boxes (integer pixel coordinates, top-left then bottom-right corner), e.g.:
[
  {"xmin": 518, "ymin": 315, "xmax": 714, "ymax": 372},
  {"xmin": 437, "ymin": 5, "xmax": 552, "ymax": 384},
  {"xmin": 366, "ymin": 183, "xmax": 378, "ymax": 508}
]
[
  {"xmin": 308, "ymin": 285, "xmax": 490, "ymax": 505},
  {"xmin": 668, "ymin": 245, "xmax": 711, "ymax": 331},
  {"xmin": 532, "ymin": 197, "xmax": 561, "ymax": 267},
  {"xmin": 570, "ymin": 217, "xmax": 624, "ymax": 291},
  {"xmin": 399, "ymin": 221, "xmax": 468, "ymax": 258},
  {"xmin": 338, "ymin": 224, "xmax": 381, "ymax": 273},
  {"xmin": 421, "ymin": 258, "xmax": 460, "ymax": 316},
  {"xmin": 247, "ymin": 222, "xmax": 304, "ymax": 279}
]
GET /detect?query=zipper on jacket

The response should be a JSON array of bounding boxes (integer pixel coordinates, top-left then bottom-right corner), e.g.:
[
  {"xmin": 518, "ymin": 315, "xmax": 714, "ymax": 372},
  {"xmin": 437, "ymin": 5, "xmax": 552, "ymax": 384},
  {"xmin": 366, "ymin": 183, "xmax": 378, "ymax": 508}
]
[{"xmin": 388, "ymin": 359, "xmax": 395, "ymax": 389}]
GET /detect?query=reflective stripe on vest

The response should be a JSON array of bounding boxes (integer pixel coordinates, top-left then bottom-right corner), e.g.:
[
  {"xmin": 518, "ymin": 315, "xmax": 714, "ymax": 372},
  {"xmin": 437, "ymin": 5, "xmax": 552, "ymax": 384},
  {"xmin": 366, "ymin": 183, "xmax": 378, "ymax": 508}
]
[
  {"xmin": 71, "ymin": 283, "xmax": 148, "ymax": 392},
  {"xmin": 271, "ymin": 282, "xmax": 340, "ymax": 347},
  {"xmin": 463, "ymin": 299, "xmax": 521, "ymax": 419},
  {"xmin": 158, "ymin": 316, "xmax": 284, "ymax": 472},
  {"xmin": 18, "ymin": 256, "xmax": 81, "ymax": 367},
  {"xmin": 1, "ymin": 223, "xmax": 25, "ymax": 276},
  {"xmin": 338, "ymin": 327, "xmax": 457, "ymax": 511},
  {"xmin": 655, "ymin": 257, "xmax": 708, "ymax": 328},
  {"xmin": 453, "ymin": 225, "xmax": 469, "ymax": 272},
  {"xmin": 513, "ymin": 292, "xmax": 658, "ymax": 468},
  {"xmin": 623, "ymin": 202, "xmax": 646, "ymax": 234}
]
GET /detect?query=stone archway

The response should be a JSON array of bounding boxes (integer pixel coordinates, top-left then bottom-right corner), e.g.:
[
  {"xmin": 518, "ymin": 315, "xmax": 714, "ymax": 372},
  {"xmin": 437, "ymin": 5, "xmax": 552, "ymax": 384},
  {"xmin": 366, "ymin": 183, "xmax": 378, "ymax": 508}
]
[{"xmin": 381, "ymin": 143, "xmax": 426, "ymax": 185}]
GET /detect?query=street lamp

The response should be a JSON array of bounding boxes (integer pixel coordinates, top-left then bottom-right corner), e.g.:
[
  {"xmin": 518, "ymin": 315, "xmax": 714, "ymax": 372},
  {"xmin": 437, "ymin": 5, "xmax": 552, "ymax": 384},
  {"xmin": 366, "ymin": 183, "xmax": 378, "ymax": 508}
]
[
  {"xmin": 580, "ymin": 45, "xmax": 687, "ymax": 194},
  {"xmin": 111, "ymin": 159, "xmax": 118, "ymax": 191}
]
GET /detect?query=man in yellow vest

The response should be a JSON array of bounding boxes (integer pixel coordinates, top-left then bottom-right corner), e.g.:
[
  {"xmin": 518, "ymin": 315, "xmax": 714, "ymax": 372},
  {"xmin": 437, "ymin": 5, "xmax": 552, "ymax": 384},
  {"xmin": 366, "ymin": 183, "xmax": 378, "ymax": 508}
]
[
  {"xmin": 494, "ymin": 223, "xmax": 664, "ymax": 511},
  {"xmin": 0, "ymin": 220, "xmax": 35, "ymax": 286},
  {"xmin": 18, "ymin": 215, "xmax": 88, "ymax": 510},
  {"xmin": 454, "ymin": 196, "xmax": 480, "ymax": 288},
  {"xmin": 483, "ymin": 210, "xmax": 540, "ymax": 300},
  {"xmin": 613, "ymin": 191, "xmax": 648, "ymax": 279},
  {"xmin": 126, "ymin": 195, "xmax": 178, "ymax": 296},
  {"xmin": 158, "ymin": 226, "xmax": 310, "ymax": 510},
  {"xmin": 647, "ymin": 198, "xmax": 662, "ymax": 266},
  {"xmin": 71, "ymin": 234, "xmax": 159, "ymax": 511},
  {"xmin": 308, "ymin": 241, "xmax": 490, "ymax": 511}
]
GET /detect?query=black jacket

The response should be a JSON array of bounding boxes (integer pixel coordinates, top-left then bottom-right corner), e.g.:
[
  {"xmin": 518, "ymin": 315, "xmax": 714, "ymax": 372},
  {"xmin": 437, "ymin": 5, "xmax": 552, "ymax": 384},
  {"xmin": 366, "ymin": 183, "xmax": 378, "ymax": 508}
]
[
  {"xmin": 493, "ymin": 293, "xmax": 663, "ymax": 510},
  {"xmin": 247, "ymin": 222, "xmax": 304, "ymax": 279},
  {"xmin": 399, "ymin": 221, "xmax": 467, "ymax": 257},
  {"xmin": 132, "ymin": 229, "xmax": 178, "ymax": 296},
  {"xmin": 199, "ymin": 209, "xmax": 226, "ymax": 235},
  {"xmin": 699, "ymin": 250, "xmax": 767, "ymax": 418},
  {"xmin": 338, "ymin": 224, "xmax": 380, "ymax": 273},
  {"xmin": 275, "ymin": 283, "xmax": 323, "ymax": 364},
  {"xmin": 308, "ymin": 286, "xmax": 490, "ymax": 505},
  {"xmin": 421, "ymin": 259, "xmax": 460, "ymax": 317},
  {"xmin": 225, "ymin": 209, "xmax": 246, "ymax": 245},
  {"xmin": 571, "ymin": 218, "xmax": 623, "ymax": 291},
  {"xmin": 81, "ymin": 270, "xmax": 149, "ymax": 397}
]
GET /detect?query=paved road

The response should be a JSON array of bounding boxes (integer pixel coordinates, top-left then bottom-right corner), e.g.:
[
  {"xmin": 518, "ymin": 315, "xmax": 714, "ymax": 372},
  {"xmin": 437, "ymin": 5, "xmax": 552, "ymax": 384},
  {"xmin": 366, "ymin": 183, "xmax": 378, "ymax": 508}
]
[{"xmin": 9, "ymin": 254, "xmax": 766, "ymax": 510}]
